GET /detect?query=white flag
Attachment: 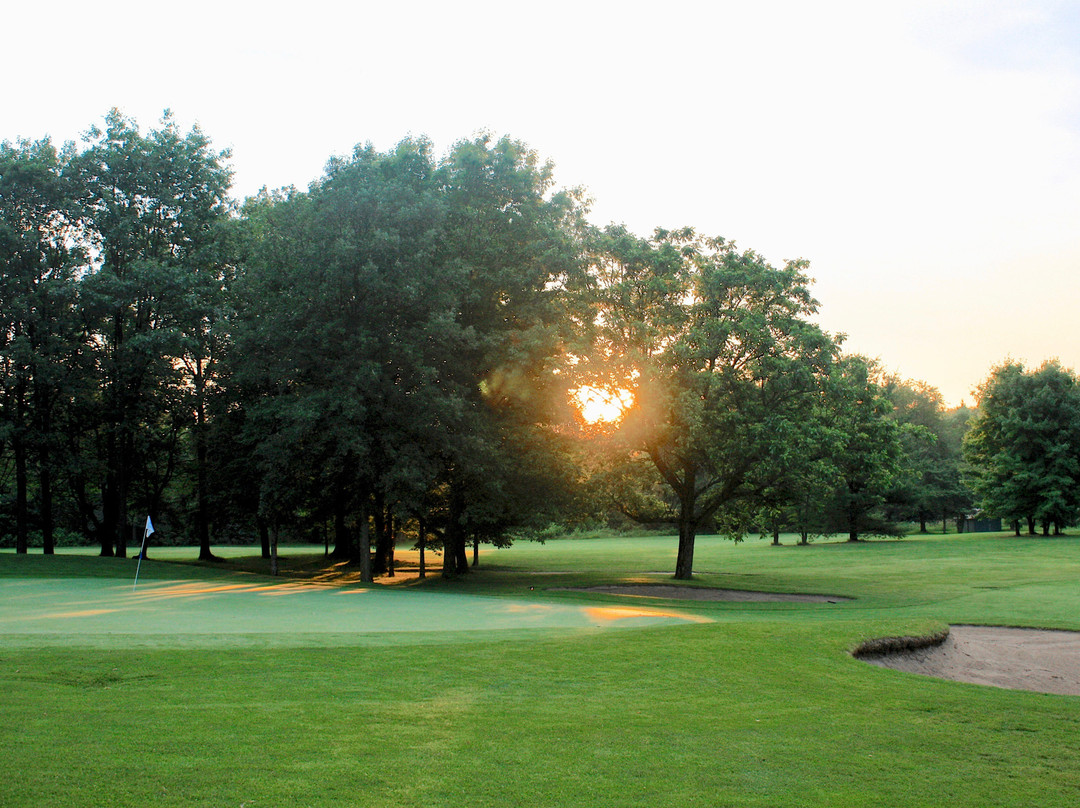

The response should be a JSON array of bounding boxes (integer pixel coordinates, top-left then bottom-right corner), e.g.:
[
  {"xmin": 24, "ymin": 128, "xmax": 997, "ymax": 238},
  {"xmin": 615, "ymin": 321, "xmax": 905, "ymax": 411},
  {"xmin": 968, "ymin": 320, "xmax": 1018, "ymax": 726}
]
[{"xmin": 134, "ymin": 515, "xmax": 154, "ymax": 592}]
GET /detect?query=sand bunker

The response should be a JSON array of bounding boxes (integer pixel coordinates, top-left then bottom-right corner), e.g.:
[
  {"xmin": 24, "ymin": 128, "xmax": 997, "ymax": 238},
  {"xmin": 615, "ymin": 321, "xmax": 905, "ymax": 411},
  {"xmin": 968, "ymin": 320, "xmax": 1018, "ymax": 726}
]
[
  {"xmin": 858, "ymin": 625, "xmax": 1080, "ymax": 696},
  {"xmin": 564, "ymin": 584, "xmax": 848, "ymax": 603}
]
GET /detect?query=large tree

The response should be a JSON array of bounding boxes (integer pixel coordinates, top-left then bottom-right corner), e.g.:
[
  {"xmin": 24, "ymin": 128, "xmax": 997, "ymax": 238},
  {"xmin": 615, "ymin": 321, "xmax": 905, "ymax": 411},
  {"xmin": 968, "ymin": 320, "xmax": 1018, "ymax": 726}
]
[
  {"xmin": 236, "ymin": 135, "xmax": 585, "ymax": 577},
  {"xmin": 234, "ymin": 141, "xmax": 445, "ymax": 577},
  {"xmin": 72, "ymin": 109, "xmax": 232, "ymax": 556},
  {"xmin": 586, "ymin": 226, "xmax": 837, "ymax": 578},
  {"xmin": 0, "ymin": 137, "xmax": 83, "ymax": 553},
  {"xmin": 432, "ymin": 135, "xmax": 586, "ymax": 574}
]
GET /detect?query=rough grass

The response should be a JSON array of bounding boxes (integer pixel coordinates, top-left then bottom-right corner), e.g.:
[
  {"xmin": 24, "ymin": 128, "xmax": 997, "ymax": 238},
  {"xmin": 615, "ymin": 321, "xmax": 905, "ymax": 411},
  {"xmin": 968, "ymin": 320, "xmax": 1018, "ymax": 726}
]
[{"xmin": 3, "ymin": 532, "xmax": 1080, "ymax": 807}]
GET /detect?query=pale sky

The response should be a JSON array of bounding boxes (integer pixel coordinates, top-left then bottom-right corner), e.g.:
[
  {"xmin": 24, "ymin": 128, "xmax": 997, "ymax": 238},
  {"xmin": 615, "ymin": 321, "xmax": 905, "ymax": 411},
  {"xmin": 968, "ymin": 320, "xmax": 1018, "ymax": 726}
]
[{"xmin": 5, "ymin": 0, "xmax": 1079, "ymax": 405}]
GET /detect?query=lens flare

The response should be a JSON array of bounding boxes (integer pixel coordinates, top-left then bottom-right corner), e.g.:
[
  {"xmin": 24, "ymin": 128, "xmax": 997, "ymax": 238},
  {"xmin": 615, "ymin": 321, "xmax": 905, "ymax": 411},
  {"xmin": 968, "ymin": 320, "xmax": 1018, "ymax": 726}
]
[{"xmin": 571, "ymin": 385, "xmax": 634, "ymax": 424}]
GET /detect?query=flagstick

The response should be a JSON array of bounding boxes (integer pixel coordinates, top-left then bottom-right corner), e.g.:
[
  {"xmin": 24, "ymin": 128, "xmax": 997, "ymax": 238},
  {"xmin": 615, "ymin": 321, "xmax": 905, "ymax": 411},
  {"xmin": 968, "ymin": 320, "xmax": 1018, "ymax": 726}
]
[{"xmin": 133, "ymin": 517, "xmax": 152, "ymax": 592}]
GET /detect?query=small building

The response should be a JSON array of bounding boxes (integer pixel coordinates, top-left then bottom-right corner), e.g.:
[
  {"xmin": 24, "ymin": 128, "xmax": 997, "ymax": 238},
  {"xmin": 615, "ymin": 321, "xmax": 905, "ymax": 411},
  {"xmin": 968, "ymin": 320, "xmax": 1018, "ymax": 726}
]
[{"xmin": 960, "ymin": 512, "xmax": 1002, "ymax": 533}]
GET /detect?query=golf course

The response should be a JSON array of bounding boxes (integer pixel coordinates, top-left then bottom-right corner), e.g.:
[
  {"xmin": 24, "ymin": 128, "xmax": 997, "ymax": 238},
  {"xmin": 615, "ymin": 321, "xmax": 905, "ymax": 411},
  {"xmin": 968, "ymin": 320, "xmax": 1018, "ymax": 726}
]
[{"xmin": 3, "ymin": 531, "xmax": 1079, "ymax": 807}]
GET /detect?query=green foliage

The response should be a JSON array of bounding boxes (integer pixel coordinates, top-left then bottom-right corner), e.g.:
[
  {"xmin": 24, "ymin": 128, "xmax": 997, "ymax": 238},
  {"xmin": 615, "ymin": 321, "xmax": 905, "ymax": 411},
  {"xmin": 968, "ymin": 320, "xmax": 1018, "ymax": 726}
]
[
  {"xmin": 583, "ymin": 227, "xmax": 838, "ymax": 575},
  {"xmin": 68, "ymin": 109, "xmax": 234, "ymax": 557},
  {"xmin": 882, "ymin": 377, "xmax": 974, "ymax": 532},
  {"xmin": 812, "ymin": 356, "xmax": 907, "ymax": 541},
  {"xmin": 964, "ymin": 360, "xmax": 1080, "ymax": 533},
  {"xmin": 235, "ymin": 135, "xmax": 589, "ymax": 576},
  {"xmin": 0, "ymin": 136, "xmax": 84, "ymax": 554}
]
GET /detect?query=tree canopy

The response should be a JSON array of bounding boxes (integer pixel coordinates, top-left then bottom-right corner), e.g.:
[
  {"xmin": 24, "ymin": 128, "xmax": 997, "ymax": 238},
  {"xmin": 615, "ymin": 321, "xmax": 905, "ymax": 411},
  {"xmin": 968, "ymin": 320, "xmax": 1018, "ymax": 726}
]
[
  {"xmin": 581, "ymin": 226, "xmax": 838, "ymax": 577},
  {"xmin": 964, "ymin": 361, "xmax": 1080, "ymax": 535}
]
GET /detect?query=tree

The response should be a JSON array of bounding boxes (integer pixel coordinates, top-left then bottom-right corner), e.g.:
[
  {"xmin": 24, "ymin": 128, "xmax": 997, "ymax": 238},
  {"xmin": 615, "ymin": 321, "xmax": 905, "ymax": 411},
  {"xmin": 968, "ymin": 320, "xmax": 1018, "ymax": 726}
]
[
  {"xmin": 964, "ymin": 361, "xmax": 1080, "ymax": 535},
  {"xmin": 431, "ymin": 134, "xmax": 587, "ymax": 575},
  {"xmin": 0, "ymin": 137, "xmax": 83, "ymax": 554},
  {"xmin": 939, "ymin": 405, "xmax": 976, "ymax": 530},
  {"xmin": 71, "ymin": 109, "xmax": 233, "ymax": 556},
  {"xmin": 235, "ymin": 134, "xmax": 588, "ymax": 578},
  {"xmin": 813, "ymin": 355, "xmax": 906, "ymax": 542},
  {"xmin": 750, "ymin": 396, "xmax": 844, "ymax": 546},
  {"xmin": 881, "ymin": 377, "xmax": 973, "ymax": 533},
  {"xmin": 234, "ymin": 142, "xmax": 442, "ymax": 577},
  {"xmin": 586, "ymin": 226, "xmax": 837, "ymax": 578}
]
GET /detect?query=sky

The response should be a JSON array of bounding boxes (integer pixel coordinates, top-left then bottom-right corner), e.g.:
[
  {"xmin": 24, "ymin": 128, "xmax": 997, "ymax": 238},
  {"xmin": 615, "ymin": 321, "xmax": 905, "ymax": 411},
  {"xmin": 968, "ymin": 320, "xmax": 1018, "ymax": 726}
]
[{"xmin": 5, "ymin": 0, "xmax": 1079, "ymax": 406}]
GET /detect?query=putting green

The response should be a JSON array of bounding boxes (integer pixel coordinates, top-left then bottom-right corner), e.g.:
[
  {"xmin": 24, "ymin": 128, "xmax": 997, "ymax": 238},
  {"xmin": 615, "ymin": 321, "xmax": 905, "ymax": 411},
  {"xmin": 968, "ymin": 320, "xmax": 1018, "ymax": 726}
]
[{"xmin": 0, "ymin": 574, "xmax": 710, "ymax": 648}]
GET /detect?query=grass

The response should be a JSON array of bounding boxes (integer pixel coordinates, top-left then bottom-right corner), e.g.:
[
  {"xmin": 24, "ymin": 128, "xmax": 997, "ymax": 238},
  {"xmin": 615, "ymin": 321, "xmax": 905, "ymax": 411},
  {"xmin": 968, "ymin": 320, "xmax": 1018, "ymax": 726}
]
[{"xmin": 2, "ymin": 532, "xmax": 1080, "ymax": 806}]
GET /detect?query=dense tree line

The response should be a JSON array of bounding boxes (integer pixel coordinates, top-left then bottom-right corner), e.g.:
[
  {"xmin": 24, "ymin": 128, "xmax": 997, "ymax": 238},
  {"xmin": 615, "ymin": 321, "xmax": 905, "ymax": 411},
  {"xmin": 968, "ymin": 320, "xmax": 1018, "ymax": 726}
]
[{"xmin": 2, "ymin": 111, "xmax": 1076, "ymax": 577}]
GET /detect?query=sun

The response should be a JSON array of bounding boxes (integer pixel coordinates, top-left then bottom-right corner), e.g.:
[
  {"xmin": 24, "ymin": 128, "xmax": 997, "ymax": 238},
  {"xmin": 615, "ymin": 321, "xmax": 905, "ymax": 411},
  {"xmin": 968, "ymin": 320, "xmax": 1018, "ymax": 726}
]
[{"xmin": 571, "ymin": 385, "xmax": 634, "ymax": 424}]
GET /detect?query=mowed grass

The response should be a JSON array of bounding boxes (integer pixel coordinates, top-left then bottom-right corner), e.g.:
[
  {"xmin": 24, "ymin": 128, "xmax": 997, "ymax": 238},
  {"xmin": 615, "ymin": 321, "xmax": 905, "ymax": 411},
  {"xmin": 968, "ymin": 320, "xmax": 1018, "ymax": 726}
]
[{"xmin": 2, "ymin": 532, "xmax": 1080, "ymax": 807}]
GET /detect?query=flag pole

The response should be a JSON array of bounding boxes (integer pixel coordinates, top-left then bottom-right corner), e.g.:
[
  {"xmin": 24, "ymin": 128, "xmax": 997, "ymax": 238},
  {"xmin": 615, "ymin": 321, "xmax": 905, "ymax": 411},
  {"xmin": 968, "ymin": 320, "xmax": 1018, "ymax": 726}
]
[{"xmin": 133, "ymin": 516, "xmax": 154, "ymax": 592}]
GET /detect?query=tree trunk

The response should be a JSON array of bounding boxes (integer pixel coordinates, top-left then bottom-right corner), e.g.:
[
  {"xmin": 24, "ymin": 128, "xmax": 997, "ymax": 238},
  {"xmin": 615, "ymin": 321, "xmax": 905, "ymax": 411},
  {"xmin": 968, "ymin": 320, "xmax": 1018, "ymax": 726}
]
[
  {"xmin": 472, "ymin": 536, "xmax": 479, "ymax": 566},
  {"xmin": 1027, "ymin": 515, "xmax": 1036, "ymax": 536},
  {"xmin": 115, "ymin": 433, "xmax": 131, "ymax": 558},
  {"xmin": 454, "ymin": 537, "xmax": 469, "ymax": 574},
  {"xmin": 674, "ymin": 514, "xmax": 697, "ymax": 580},
  {"xmin": 330, "ymin": 482, "xmax": 354, "ymax": 559},
  {"xmin": 442, "ymin": 484, "xmax": 469, "ymax": 577},
  {"xmin": 14, "ymin": 428, "xmax": 29, "ymax": 554},
  {"xmin": 386, "ymin": 515, "xmax": 396, "ymax": 578},
  {"xmin": 39, "ymin": 458, "xmax": 54, "ymax": 555},
  {"xmin": 100, "ymin": 466, "xmax": 118, "ymax": 557},
  {"xmin": 259, "ymin": 516, "xmax": 271, "ymax": 559},
  {"xmin": 358, "ymin": 502, "xmax": 373, "ymax": 583},
  {"xmin": 847, "ymin": 499, "xmax": 860, "ymax": 542},
  {"xmin": 372, "ymin": 493, "xmax": 389, "ymax": 575},
  {"xmin": 133, "ymin": 522, "xmax": 146, "ymax": 559},
  {"xmin": 33, "ymin": 376, "xmax": 56, "ymax": 554},
  {"xmin": 442, "ymin": 525, "xmax": 469, "ymax": 577},
  {"xmin": 417, "ymin": 517, "xmax": 427, "ymax": 579},
  {"xmin": 194, "ymin": 362, "xmax": 217, "ymax": 562}
]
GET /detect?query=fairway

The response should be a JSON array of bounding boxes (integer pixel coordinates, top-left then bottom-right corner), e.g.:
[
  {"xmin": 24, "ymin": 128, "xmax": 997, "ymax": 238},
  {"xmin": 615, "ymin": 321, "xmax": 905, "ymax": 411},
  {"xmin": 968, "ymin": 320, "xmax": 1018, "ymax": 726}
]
[{"xmin": 4, "ymin": 533, "xmax": 1080, "ymax": 808}]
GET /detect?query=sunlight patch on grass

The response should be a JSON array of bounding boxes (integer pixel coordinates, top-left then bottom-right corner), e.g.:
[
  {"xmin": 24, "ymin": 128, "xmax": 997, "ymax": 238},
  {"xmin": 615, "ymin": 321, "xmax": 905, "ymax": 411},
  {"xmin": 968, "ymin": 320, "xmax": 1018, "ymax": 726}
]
[
  {"xmin": 41, "ymin": 609, "xmax": 118, "ymax": 619},
  {"xmin": 584, "ymin": 606, "xmax": 713, "ymax": 624},
  {"xmin": 131, "ymin": 580, "xmax": 340, "ymax": 601},
  {"xmin": 500, "ymin": 603, "xmax": 557, "ymax": 613}
]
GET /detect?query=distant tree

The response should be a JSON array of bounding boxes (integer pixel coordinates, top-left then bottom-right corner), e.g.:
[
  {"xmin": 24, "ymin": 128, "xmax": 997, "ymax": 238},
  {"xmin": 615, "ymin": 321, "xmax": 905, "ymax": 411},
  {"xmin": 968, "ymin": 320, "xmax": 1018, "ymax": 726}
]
[
  {"xmin": 882, "ymin": 377, "xmax": 974, "ymax": 533},
  {"xmin": 964, "ymin": 361, "xmax": 1080, "ymax": 535},
  {"xmin": 585, "ymin": 226, "xmax": 837, "ymax": 577},
  {"xmin": 814, "ymin": 356, "xmax": 906, "ymax": 542},
  {"xmin": 939, "ymin": 405, "xmax": 976, "ymax": 530},
  {"xmin": 751, "ymin": 397, "xmax": 843, "ymax": 545}
]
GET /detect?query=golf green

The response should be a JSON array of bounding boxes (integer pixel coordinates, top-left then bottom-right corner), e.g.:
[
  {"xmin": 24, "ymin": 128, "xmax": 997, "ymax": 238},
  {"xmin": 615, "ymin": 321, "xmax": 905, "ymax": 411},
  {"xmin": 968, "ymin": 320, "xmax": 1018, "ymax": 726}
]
[{"xmin": 0, "ymin": 572, "xmax": 710, "ymax": 648}]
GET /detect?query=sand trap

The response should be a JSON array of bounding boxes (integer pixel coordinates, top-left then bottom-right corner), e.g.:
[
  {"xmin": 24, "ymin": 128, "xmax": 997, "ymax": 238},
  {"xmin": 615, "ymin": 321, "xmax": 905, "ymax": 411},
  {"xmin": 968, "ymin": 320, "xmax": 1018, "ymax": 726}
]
[
  {"xmin": 858, "ymin": 625, "xmax": 1080, "ymax": 696},
  {"xmin": 562, "ymin": 584, "xmax": 848, "ymax": 603}
]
